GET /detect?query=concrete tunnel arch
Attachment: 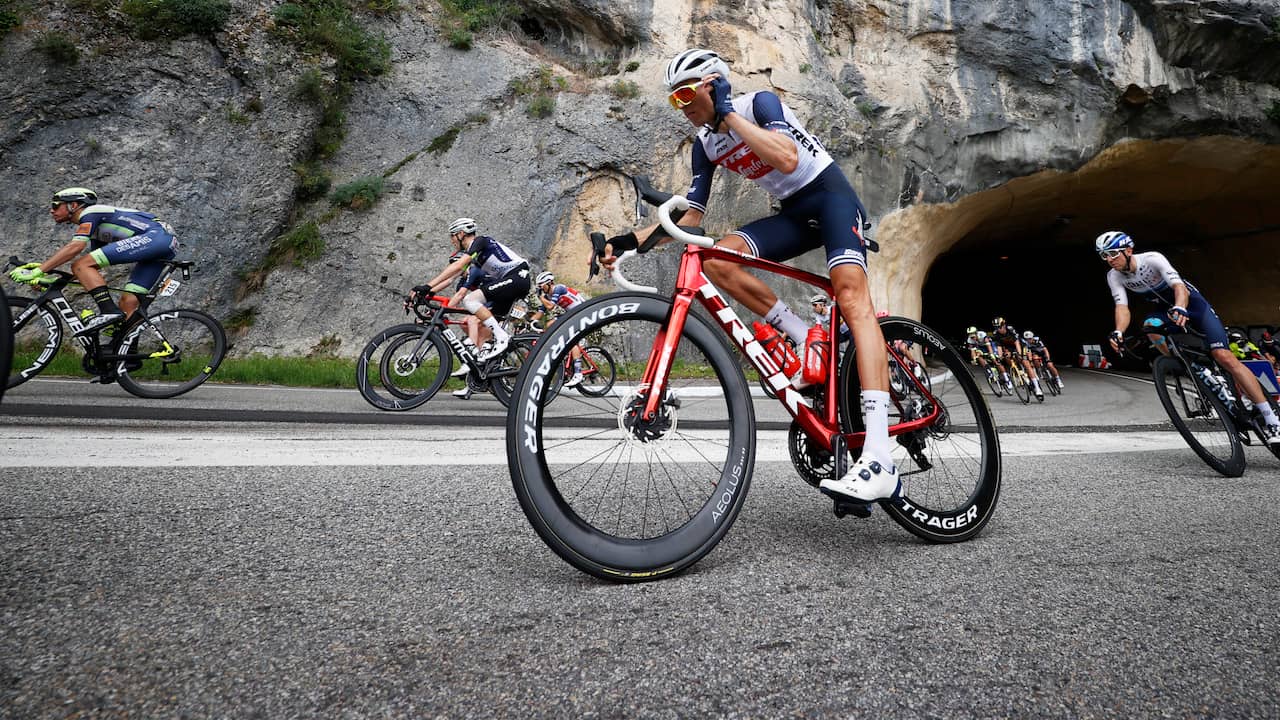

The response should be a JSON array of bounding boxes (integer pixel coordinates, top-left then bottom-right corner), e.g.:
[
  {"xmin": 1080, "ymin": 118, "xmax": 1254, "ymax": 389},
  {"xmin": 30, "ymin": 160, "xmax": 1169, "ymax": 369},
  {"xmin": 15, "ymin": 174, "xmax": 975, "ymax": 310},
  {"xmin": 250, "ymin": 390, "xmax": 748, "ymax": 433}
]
[{"xmin": 874, "ymin": 136, "xmax": 1280, "ymax": 362}]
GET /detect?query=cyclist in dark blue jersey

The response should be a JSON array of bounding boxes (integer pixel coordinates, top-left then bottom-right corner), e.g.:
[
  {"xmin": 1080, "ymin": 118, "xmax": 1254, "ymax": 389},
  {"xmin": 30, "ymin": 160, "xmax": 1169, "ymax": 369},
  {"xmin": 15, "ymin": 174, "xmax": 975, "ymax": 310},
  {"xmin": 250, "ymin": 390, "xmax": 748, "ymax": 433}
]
[
  {"xmin": 420, "ymin": 217, "xmax": 531, "ymax": 364},
  {"xmin": 9, "ymin": 188, "xmax": 178, "ymax": 335},
  {"xmin": 597, "ymin": 49, "xmax": 898, "ymax": 503},
  {"xmin": 1099, "ymin": 230, "xmax": 1279, "ymax": 444}
]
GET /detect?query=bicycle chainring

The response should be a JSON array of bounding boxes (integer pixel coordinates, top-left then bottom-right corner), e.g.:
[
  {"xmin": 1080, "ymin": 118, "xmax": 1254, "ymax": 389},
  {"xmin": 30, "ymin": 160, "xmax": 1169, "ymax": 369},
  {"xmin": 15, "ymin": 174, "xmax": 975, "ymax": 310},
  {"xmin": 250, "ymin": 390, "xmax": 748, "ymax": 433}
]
[{"xmin": 788, "ymin": 420, "xmax": 835, "ymax": 487}]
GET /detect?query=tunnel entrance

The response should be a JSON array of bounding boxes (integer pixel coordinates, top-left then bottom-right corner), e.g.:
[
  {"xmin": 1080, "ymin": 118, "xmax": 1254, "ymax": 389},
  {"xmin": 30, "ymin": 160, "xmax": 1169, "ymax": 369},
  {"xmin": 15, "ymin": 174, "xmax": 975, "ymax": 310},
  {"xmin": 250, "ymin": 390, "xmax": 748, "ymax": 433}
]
[{"xmin": 908, "ymin": 136, "xmax": 1280, "ymax": 364}]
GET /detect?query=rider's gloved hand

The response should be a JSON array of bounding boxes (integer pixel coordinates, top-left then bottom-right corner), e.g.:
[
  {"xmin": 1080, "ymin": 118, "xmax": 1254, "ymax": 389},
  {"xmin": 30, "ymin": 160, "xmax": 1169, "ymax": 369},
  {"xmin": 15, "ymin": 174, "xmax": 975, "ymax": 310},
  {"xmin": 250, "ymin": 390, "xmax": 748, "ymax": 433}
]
[
  {"xmin": 9, "ymin": 266, "xmax": 46, "ymax": 285},
  {"xmin": 708, "ymin": 75, "xmax": 734, "ymax": 125},
  {"xmin": 1109, "ymin": 330, "xmax": 1124, "ymax": 351},
  {"xmin": 411, "ymin": 284, "xmax": 431, "ymax": 295},
  {"xmin": 1168, "ymin": 305, "xmax": 1189, "ymax": 327},
  {"xmin": 606, "ymin": 232, "xmax": 639, "ymax": 255}
]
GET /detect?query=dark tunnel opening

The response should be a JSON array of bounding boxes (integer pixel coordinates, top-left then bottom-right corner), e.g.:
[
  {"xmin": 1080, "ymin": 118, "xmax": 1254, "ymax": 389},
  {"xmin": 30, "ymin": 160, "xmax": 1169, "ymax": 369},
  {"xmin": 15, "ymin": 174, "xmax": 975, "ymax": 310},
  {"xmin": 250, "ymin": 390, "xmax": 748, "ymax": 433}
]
[{"xmin": 912, "ymin": 137, "xmax": 1280, "ymax": 367}]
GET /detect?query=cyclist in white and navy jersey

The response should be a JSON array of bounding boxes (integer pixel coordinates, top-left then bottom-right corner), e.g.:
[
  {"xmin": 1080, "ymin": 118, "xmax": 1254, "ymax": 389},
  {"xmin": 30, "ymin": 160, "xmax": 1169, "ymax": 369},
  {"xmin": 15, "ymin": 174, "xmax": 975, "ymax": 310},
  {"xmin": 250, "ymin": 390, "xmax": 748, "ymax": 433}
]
[
  {"xmin": 596, "ymin": 48, "xmax": 897, "ymax": 504},
  {"xmin": 1022, "ymin": 330, "xmax": 1063, "ymax": 390},
  {"xmin": 9, "ymin": 188, "xmax": 178, "ymax": 335},
  {"xmin": 421, "ymin": 217, "xmax": 531, "ymax": 365},
  {"xmin": 1098, "ymin": 230, "xmax": 1279, "ymax": 444}
]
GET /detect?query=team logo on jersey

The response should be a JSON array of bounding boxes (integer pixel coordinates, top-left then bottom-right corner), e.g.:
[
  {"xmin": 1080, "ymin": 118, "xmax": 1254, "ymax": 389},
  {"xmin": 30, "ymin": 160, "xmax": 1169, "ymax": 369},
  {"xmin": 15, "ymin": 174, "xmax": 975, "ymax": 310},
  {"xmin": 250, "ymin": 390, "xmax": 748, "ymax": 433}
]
[{"xmin": 720, "ymin": 143, "xmax": 772, "ymax": 180}]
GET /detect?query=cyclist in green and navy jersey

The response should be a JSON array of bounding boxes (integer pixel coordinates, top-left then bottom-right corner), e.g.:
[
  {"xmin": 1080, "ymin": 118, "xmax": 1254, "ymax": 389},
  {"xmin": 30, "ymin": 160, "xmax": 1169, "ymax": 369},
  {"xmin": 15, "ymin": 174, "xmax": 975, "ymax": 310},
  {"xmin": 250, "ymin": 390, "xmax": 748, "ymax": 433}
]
[
  {"xmin": 9, "ymin": 188, "xmax": 178, "ymax": 335},
  {"xmin": 596, "ymin": 49, "xmax": 898, "ymax": 505}
]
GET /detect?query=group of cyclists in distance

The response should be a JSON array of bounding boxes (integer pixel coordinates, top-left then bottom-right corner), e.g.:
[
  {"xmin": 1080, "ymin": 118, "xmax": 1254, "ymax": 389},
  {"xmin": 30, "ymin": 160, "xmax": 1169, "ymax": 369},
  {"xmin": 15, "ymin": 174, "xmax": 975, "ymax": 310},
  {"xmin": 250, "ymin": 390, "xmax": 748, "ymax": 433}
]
[
  {"xmin": 965, "ymin": 318, "xmax": 1063, "ymax": 401},
  {"xmin": 7, "ymin": 43, "xmax": 1279, "ymax": 515}
]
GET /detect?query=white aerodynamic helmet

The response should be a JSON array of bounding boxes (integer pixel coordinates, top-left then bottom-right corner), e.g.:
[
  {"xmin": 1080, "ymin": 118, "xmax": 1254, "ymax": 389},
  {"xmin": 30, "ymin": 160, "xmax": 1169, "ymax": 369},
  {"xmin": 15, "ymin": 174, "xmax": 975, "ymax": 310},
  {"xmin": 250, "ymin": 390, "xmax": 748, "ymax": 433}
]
[
  {"xmin": 448, "ymin": 217, "xmax": 477, "ymax": 235},
  {"xmin": 664, "ymin": 48, "xmax": 730, "ymax": 89},
  {"xmin": 536, "ymin": 271, "xmax": 554, "ymax": 286}
]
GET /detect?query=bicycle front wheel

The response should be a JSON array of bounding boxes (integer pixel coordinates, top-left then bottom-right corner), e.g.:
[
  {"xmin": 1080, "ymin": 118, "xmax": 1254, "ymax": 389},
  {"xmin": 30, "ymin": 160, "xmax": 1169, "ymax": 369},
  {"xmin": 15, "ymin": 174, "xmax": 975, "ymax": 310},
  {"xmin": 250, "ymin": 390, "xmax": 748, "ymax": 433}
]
[
  {"xmin": 507, "ymin": 293, "xmax": 755, "ymax": 582},
  {"xmin": 1039, "ymin": 365, "xmax": 1061, "ymax": 396},
  {"xmin": 1152, "ymin": 356, "xmax": 1244, "ymax": 477},
  {"xmin": 357, "ymin": 324, "xmax": 450, "ymax": 411},
  {"xmin": 1011, "ymin": 366, "xmax": 1031, "ymax": 404},
  {"xmin": 117, "ymin": 308, "xmax": 227, "ymax": 399},
  {"xmin": 983, "ymin": 368, "xmax": 1003, "ymax": 397},
  {"xmin": 840, "ymin": 317, "xmax": 1002, "ymax": 543},
  {"xmin": 6, "ymin": 296, "xmax": 63, "ymax": 389}
]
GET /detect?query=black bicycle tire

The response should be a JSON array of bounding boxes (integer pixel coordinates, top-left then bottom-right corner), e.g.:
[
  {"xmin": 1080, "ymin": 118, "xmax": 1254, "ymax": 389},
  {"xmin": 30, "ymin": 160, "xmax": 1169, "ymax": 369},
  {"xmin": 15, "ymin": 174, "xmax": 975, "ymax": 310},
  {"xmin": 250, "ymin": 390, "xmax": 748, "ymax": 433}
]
[
  {"xmin": 575, "ymin": 345, "xmax": 617, "ymax": 397},
  {"xmin": 379, "ymin": 328, "xmax": 454, "ymax": 404},
  {"xmin": 839, "ymin": 317, "xmax": 1002, "ymax": 543},
  {"xmin": 983, "ymin": 368, "xmax": 1003, "ymax": 397},
  {"xmin": 1010, "ymin": 364, "xmax": 1031, "ymax": 404},
  {"xmin": 1038, "ymin": 365, "xmax": 1061, "ymax": 396},
  {"xmin": 5, "ymin": 296, "xmax": 62, "ymax": 390},
  {"xmin": 487, "ymin": 335, "xmax": 534, "ymax": 409},
  {"xmin": 1151, "ymin": 356, "xmax": 1245, "ymax": 477},
  {"xmin": 356, "ymin": 324, "xmax": 449, "ymax": 411},
  {"xmin": 116, "ymin": 308, "xmax": 227, "ymax": 399},
  {"xmin": 0, "ymin": 286, "xmax": 11, "ymax": 403},
  {"xmin": 506, "ymin": 292, "xmax": 755, "ymax": 582}
]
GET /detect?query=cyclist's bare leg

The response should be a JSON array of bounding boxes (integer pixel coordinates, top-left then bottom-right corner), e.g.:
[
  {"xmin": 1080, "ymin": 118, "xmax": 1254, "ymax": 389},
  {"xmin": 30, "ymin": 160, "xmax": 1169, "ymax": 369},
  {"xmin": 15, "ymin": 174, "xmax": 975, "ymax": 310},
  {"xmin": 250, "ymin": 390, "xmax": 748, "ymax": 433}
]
[
  {"xmin": 118, "ymin": 292, "xmax": 140, "ymax": 319},
  {"xmin": 70, "ymin": 254, "xmax": 108, "ymax": 292},
  {"xmin": 1213, "ymin": 347, "xmax": 1275, "ymax": 410},
  {"xmin": 831, "ymin": 263, "xmax": 888, "ymax": 393},
  {"xmin": 702, "ymin": 235, "xmax": 779, "ymax": 316}
]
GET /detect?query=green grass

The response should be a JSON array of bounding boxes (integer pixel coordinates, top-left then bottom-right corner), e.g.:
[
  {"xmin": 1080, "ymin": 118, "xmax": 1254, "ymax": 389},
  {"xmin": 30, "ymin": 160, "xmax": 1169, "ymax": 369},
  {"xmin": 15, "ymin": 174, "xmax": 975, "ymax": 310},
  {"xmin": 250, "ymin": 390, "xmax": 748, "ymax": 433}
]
[
  {"xmin": 121, "ymin": 0, "xmax": 231, "ymax": 40},
  {"xmin": 36, "ymin": 32, "xmax": 79, "ymax": 64},
  {"xmin": 330, "ymin": 175, "xmax": 384, "ymax": 210},
  {"xmin": 272, "ymin": 0, "xmax": 391, "ymax": 81}
]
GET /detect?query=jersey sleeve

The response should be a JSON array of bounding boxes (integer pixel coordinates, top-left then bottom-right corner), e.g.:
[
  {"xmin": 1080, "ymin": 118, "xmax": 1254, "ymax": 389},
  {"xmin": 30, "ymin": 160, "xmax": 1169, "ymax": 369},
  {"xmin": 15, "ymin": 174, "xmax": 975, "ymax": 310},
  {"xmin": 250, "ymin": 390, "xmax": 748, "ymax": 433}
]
[
  {"xmin": 1106, "ymin": 270, "xmax": 1128, "ymax": 306},
  {"xmin": 686, "ymin": 140, "xmax": 715, "ymax": 214},
  {"xmin": 750, "ymin": 91, "xmax": 791, "ymax": 132},
  {"xmin": 1145, "ymin": 252, "xmax": 1184, "ymax": 290}
]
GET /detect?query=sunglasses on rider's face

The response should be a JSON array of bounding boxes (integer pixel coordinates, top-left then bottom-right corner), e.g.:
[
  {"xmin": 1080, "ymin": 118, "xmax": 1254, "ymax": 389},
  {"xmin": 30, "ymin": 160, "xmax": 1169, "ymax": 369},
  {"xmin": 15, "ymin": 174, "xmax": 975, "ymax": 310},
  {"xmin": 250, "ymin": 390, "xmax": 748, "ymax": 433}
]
[
  {"xmin": 50, "ymin": 201, "xmax": 65, "ymax": 209},
  {"xmin": 667, "ymin": 81, "xmax": 702, "ymax": 109},
  {"xmin": 1099, "ymin": 249, "xmax": 1125, "ymax": 260}
]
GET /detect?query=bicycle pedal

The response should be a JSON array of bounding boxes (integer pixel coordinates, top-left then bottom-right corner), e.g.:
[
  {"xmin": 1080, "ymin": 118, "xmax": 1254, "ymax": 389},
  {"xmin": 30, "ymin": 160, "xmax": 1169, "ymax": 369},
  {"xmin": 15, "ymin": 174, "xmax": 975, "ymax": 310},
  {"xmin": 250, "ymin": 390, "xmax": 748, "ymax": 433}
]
[{"xmin": 831, "ymin": 498, "xmax": 873, "ymax": 519}]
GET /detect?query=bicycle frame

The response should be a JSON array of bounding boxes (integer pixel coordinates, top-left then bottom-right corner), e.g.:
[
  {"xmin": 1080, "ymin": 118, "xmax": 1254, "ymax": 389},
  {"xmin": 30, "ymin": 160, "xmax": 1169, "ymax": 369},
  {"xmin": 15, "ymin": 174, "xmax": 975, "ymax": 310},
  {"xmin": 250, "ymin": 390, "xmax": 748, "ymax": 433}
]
[{"xmin": 634, "ymin": 242, "xmax": 939, "ymax": 454}]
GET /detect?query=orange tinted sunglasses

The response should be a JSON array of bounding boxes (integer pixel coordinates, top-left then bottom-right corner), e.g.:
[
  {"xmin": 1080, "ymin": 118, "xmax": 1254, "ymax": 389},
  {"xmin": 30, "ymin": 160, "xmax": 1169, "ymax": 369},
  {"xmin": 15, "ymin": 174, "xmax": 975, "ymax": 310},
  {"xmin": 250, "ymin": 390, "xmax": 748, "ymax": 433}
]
[{"xmin": 667, "ymin": 81, "xmax": 702, "ymax": 109}]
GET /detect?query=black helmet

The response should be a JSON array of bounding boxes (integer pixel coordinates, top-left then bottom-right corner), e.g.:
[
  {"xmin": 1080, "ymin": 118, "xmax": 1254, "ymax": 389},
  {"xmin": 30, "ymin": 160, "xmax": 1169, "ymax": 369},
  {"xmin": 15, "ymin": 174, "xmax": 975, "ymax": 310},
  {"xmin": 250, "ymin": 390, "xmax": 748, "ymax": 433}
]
[{"xmin": 52, "ymin": 187, "xmax": 97, "ymax": 208}]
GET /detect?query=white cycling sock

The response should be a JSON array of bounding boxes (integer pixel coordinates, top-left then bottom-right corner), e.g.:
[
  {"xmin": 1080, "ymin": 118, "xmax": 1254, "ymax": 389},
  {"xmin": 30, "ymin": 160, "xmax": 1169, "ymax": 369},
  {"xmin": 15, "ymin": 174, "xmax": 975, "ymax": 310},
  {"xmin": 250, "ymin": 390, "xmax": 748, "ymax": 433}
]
[
  {"xmin": 483, "ymin": 317, "xmax": 509, "ymax": 342},
  {"xmin": 1259, "ymin": 402, "xmax": 1279, "ymax": 427},
  {"xmin": 860, "ymin": 390, "xmax": 894, "ymax": 467},
  {"xmin": 764, "ymin": 300, "xmax": 808, "ymax": 343}
]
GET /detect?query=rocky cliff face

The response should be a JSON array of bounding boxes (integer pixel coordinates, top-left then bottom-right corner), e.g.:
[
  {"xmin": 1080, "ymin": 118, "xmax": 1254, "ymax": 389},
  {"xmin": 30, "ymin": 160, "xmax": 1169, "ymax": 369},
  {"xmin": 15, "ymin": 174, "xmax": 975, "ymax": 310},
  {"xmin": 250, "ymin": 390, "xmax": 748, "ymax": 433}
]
[{"xmin": 2, "ymin": 0, "xmax": 1278, "ymax": 355}]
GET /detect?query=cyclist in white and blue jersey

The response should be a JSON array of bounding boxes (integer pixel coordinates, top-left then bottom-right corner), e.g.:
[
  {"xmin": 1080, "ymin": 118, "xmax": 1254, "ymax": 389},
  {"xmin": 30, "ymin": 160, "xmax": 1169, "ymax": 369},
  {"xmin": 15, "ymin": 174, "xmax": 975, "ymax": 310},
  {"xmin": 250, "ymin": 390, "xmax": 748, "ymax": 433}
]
[
  {"xmin": 596, "ymin": 49, "xmax": 898, "ymax": 503},
  {"xmin": 1099, "ymin": 230, "xmax": 1279, "ymax": 443},
  {"xmin": 9, "ymin": 188, "xmax": 178, "ymax": 335}
]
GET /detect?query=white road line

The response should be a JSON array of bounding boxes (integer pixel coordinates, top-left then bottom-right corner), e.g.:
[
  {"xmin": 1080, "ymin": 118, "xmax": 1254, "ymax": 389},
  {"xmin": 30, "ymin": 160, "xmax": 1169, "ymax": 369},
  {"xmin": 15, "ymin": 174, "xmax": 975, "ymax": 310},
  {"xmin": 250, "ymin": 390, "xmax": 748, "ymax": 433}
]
[{"xmin": 0, "ymin": 426, "xmax": 1196, "ymax": 467}]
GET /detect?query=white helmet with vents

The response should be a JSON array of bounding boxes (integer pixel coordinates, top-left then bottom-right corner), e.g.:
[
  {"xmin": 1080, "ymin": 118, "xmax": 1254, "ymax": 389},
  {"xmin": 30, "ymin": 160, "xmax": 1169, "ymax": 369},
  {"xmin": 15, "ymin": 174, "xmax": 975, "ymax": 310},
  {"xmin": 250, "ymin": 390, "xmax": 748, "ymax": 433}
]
[
  {"xmin": 664, "ymin": 48, "xmax": 730, "ymax": 89},
  {"xmin": 448, "ymin": 217, "xmax": 477, "ymax": 236}
]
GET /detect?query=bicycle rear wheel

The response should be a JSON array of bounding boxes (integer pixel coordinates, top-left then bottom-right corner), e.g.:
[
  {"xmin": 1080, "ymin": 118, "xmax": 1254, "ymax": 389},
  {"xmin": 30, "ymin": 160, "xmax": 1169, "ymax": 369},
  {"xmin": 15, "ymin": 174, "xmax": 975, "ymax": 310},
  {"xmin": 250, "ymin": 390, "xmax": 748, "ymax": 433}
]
[
  {"xmin": 0, "ymin": 288, "xmax": 10, "ymax": 402},
  {"xmin": 1038, "ymin": 365, "xmax": 1061, "ymax": 396},
  {"xmin": 6, "ymin": 296, "xmax": 65, "ymax": 389},
  {"xmin": 117, "ymin": 308, "xmax": 226, "ymax": 399},
  {"xmin": 1152, "ymin": 356, "xmax": 1244, "ymax": 476},
  {"xmin": 357, "ymin": 324, "xmax": 450, "ymax": 411},
  {"xmin": 487, "ymin": 335, "xmax": 534, "ymax": 408},
  {"xmin": 507, "ymin": 293, "xmax": 755, "ymax": 582},
  {"xmin": 575, "ymin": 345, "xmax": 617, "ymax": 397},
  {"xmin": 840, "ymin": 317, "xmax": 1001, "ymax": 543}
]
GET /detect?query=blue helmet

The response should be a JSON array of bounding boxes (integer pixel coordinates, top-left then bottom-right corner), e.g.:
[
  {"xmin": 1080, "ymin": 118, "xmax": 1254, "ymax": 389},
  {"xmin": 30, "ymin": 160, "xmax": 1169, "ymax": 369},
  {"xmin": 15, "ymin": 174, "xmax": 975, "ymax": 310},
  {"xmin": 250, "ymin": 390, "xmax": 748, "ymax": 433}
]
[{"xmin": 1095, "ymin": 231, "xmax": 1133, "ymax": 254}]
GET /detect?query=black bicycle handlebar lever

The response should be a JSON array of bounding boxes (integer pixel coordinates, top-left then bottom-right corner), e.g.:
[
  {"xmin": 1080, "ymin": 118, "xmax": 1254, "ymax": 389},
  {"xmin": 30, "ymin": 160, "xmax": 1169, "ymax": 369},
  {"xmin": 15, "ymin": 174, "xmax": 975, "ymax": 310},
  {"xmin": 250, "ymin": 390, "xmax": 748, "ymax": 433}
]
[{"xmin": 632, "ymin": 175, "xmax": 674, "ymax": 208}]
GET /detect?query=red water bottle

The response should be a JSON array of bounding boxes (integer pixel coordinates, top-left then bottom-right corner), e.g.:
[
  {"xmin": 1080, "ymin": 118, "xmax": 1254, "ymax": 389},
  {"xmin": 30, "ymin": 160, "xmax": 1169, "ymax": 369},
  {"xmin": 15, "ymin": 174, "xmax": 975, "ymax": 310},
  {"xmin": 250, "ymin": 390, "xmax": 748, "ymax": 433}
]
[
  {"xmin": 753, "ymin": 321, "xmax": 800, "ymax": 376},
  {"xmin": 802, "ymin": 324, "xmax": 829, "ymax": 385}
]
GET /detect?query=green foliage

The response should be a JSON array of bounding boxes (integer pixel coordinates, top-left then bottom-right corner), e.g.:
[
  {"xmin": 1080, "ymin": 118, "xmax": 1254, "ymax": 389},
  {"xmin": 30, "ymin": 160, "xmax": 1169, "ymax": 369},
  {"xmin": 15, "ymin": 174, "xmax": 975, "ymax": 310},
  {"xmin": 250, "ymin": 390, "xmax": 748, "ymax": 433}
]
[
  {"xmin": 308, "ymin": 333, "xmax": 342, "ymax": 358},
  {"xmin": 121, "ymin": 0, "xmax": 231, "ymax": 40},
  {"xmin": 227, "ymin": 105, "xmax": 250, "ymax": 125},
  {"xmin": 526, "ymin": 94, "xmax": 555, "ymax": 118},
  {"xmin": 1267, "ymin": 101, "xmax": 1280, "ymax": 125},
  {"xmin": 225, "ymin": 307, "xmax": 257, "ymax": 332},
  {"xmin": 293, "ymin": 68, "xmax": 328, "ymax": 103},
  {"xmin": 510, "ymin": 66, "xmax": 563, "ymax": 119},
  {"xmin": 36, "ymin": 32, "xmax": 78, "ymax": 64},
  {"xmin": 447, "ymin": 28, "xmax": 472, "ymax": 50},
  {"xmin": 330, "ymin": 175, "xmax": 385, "ymax": 210},
  {"xmin": 440, "ymin": 0, "xmax": 517, "ymax": 33},
  {"xmin": 625, "ymin": 61, "xmax": 640, "ymax": 72},
  {"xmin": 361, "ymin": 0, "xmax": 400, "ymax": 16},
  {"xmin": 293, "ymin": 161, "xmax": 331, "ymax": 200},
  {"xmin": 272, "ymin": 0, "xmax": 391, "ymax": 80},
  {"xmin": 0, "ymin": 10, "xmax": 20, "ymax": 38},
  {"xmin": 293, "ymin": 69, "xmax": 348, "ymax": 160},
  {"xmin": 799, "ymin": 63, "xmax": 811, "ymax": 74},
  {"xmin": 426, "ymin": 126, "xmax": 461, "ymax": 154},
  {"xmin": 212, "ymin": 354, "xmax": 359, "ymax": 388},
  {"xmin": 608, "ymin": 79, "xmax": 640, "ymax": 99},
  {"xmin": 271, "ymin": 222, "xmax": 326, "ymax": 267},
  {"xmin": 67, "ymin": 0, "xmax": 115, "ymax": 14}
]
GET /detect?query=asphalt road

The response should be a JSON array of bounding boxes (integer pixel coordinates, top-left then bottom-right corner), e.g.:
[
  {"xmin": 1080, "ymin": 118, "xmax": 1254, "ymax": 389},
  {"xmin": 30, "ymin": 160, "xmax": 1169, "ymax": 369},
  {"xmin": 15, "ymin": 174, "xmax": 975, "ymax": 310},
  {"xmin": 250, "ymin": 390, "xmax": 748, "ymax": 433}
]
[{"xmin": 2, "ymin": 370, "xmax": 1278, "ymax": 718}]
